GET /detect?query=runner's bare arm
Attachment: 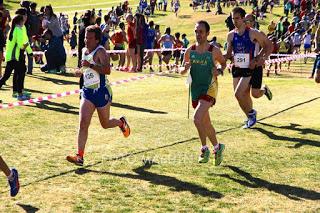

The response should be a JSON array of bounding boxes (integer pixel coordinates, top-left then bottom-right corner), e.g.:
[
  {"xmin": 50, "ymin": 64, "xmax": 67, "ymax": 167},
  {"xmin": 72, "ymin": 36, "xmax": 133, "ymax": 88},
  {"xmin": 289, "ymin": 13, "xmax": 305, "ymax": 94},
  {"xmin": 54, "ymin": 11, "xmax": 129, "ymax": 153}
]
[
  {"xmin": 252, "ymin": 30, "xmax": 272, "ymax": 66},
  {"xmin": 84, "ymin": 49, "xmax": 111, "ymax": 75},
  {"xmin": 171, "ymin": 35, "xmax": 176, "ymax": 46},
  {"xmin": 315, "ymin": 26, "xmax": 320, "ymax": 52},
  {"xmin": 157, "ymin": 36, "xmax": 164, "ymax": 45},
  {"xmin": 224, "ymin": 32, "xmax": 233, "ymax": 61},
  {"xmin": 212, "ymin": 46, "xmax": 226, "ymax": 72},
  {"xmin": 179, "ymin": 47, "xmax": 191, "ymax": 75},
  {"xmin": 110, "ymin": 34, "xmax": 116, "ymax": 46}
]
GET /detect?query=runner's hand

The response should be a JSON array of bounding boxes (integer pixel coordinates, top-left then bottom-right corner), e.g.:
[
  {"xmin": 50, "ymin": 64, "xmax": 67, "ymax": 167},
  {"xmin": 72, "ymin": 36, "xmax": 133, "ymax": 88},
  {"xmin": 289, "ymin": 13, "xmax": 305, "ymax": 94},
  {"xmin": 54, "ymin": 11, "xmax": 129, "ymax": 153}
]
[
  {"xmin": 249, "ymin": 60, "xmax": 257, "ymax": 70},
  {"xmin": 255, "ymin": 58, "xmax": 265, "ymax": 67},
  {"xmin": 179, "ymin": 62, "xmax": 190, "ymax": 74},
  {"xmin": 74, "ymin": 68, "xmax": 83, "ymax": 77}
]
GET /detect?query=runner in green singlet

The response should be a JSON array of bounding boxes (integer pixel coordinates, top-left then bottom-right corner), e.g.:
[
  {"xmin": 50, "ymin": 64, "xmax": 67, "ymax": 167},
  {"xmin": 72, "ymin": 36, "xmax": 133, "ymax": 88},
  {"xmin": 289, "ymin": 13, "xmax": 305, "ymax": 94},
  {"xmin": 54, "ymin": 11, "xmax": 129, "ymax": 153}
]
[{"xmin": 180, "ymin": 20, "xmax": 226, "ymax": 166}]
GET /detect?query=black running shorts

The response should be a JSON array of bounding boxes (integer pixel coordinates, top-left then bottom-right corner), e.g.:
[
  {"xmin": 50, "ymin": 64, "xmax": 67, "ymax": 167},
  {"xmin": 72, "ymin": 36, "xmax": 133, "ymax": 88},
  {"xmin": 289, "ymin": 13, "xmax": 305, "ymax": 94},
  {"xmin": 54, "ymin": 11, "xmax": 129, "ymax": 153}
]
[
  {"xmin": 250, "ymin": 66, "xmax": 263, "ymax": 89},
  {"xmin": 232, "ymin": 66, "xmax": 254, "ymax": 78}
]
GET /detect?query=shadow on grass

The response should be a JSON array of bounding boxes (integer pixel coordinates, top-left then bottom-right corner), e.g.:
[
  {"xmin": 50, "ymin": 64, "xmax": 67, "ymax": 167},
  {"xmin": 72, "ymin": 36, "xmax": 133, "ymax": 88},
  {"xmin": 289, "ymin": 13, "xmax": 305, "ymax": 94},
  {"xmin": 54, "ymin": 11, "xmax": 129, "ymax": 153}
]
[
  {"xmin": 153, "ymin": 13, "xmax": 168, "ymax": 17},
  {"xmin": 112, "ymin": 102, "xmax": 167, "ymax": 114},
  {"xmin": 218, "ymin": 165, "xmax": 320, "ymax": 201},
  {"xmin": 257, "ymin": 97, "xmax": 320, "ymax": 122},
  {"xmin": 253, "ymin": 127, "xmax": 320, "ymax": 148},
  {"xmin": 17, "ymin": 203, "xmax": 39, "ymax": 213},
  {"xmin": 28, "ymin": 74, "xmax": 78, "ymax": 85},
  {"xmin": 178, "ymin": 15, "xmax": 192, "ymax": 18},
  {"xmin": 258, "ymin": 122, "xmax": 320, "ymax": 136},
  {"xmin": 5, "ymin": 137, "xmax": 198, "ymax": 191},
  {"xmin": 4, "ymin": 97, "xmax": 320, "ymax": 193},
  {"xmin": 26, "ymin": 100, "xmax": 79, "ymax": 115},
  {"xmin": 75, "ymin": 161, "xmax": 223, "ymax": 199},
  {"xmin": 23, "ymin": 88, "xmax": 53, "ymax": 96}
]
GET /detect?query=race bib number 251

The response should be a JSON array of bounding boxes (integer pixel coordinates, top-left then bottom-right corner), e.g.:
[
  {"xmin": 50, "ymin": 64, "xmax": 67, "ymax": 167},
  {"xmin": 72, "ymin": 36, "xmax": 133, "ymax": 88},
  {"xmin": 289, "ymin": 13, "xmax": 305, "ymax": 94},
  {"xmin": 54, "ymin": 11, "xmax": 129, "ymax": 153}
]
[{"xmin": 234, "ymin": 53, "xmax": 250, "ymax": 68}]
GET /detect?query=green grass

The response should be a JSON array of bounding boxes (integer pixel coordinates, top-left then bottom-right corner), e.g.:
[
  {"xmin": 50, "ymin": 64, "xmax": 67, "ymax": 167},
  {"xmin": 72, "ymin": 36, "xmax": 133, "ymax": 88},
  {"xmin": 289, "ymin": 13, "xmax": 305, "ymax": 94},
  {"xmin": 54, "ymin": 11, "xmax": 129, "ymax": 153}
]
[{"xmin": 0, "ymin": 0, "xmax": 320, "ymax": 212}]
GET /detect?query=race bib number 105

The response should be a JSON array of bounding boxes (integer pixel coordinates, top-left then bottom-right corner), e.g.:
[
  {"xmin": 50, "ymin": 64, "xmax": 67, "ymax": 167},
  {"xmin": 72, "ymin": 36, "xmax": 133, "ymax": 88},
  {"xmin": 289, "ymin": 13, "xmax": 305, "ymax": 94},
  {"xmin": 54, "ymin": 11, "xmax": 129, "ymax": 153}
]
[{"xmin": 234, "ymin": 53, "xmax": 250, "ymax": 68}]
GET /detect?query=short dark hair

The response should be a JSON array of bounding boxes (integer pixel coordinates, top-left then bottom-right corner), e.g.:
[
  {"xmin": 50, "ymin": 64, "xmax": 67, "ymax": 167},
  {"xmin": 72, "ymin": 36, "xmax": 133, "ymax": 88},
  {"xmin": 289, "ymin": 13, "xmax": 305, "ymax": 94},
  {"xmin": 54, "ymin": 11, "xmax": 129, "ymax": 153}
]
[
  {"xmin": 15, "ymin": 7, "xmax": 27, "ymax": 16},
  {"xmin": 86, "ymin": 25, "xmax": 102, "ymax": 43},
  {"xmin": 232, "ymin": 7, "xmax": 246, "ymax": 18},
  {"xmin": 149, "ymin": 20, "xmax": 154, "ymax": 27},
  {"xmin": 119, "ymin": 22, "xmax": 125, "ymax": 29},
  {"xmin": 20, "ymin": 0, "xmax": 30, "ymax": 8},
  {"xmin": 165, "ymin": 27, "xmax": 171, "ymax": 35},
  {"xmin": 249, "ymin": 15, "xmax": 256, "ymax": 22},
  {"xmin": 196, "ymin": 20, "xmax": 210, "ymax": 33},
  {"xmin": 30, "ymin": 2, "xmax": 37, "ymax": 9}
]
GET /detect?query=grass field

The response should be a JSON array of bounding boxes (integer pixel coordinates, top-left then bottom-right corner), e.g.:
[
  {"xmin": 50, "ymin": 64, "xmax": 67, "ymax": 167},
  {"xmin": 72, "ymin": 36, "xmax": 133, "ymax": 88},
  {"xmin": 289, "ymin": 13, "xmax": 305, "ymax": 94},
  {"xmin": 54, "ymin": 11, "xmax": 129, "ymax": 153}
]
[{"xmin": 0, "ymin": 0, "xmax": 319, "ymax": 212}]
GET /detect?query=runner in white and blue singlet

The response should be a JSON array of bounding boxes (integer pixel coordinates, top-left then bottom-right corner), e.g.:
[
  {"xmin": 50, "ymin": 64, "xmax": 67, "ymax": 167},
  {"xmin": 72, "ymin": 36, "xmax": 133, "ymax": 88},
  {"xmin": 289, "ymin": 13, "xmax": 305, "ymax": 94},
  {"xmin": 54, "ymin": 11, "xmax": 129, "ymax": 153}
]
[{"xmin": 66, "ymin": 26, "xmax": 130, "ymax": 166}]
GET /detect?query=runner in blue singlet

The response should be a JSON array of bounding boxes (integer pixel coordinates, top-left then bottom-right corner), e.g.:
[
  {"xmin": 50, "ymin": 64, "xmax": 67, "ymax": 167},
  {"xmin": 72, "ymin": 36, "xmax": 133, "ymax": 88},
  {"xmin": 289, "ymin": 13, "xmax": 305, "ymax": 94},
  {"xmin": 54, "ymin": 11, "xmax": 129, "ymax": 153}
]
[{"xmin": 225, "ymin": 7, "xmax": 273, "ymax": 129}]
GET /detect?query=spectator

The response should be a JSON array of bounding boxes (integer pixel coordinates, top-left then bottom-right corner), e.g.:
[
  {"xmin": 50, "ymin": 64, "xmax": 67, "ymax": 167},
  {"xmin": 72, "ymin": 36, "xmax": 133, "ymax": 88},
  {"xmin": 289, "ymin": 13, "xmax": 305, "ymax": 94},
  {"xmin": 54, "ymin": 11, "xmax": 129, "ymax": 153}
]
[
  {"xmin": 180, "ymin": 33, "xmax": 189, "ymax": 64},
  {"xmin": 164, "ymin": 0, "xmax": 168, "ymax": 11},
  {"xmin": 40, "ymin": 29, "xmax": 66, "ymax": 73},
  {"xmin": 225, "ymin": 13, "xmax": 235, "ymax": 31},
  {"xmin": 0, "ymin": 13, "xmax": 32, "ymax": 100},
  {"xmin": 28, "ymin": 2, "xmax": 40, "ymax": 38},
  {"xmin": 42, "ymin": 5, "xmax": 63, "ymax": 41},
  {"xmin": 20, "ymin": 1, "xmax": 34, "ymax": 74},
  {"xmin": 73, "ymin": 12, "xmax": 78, "ymax": 33},
  {"xmin": 150, "ymin": 0, "xmax": 157, "ymax": 15},
  {"xmin": 0, "ymin": 12, "xmax": 5, "ymax": 78},
  {"xmin": 276, "ymin": 17, "xmax": 284, "ymax": 38},
  {"xmin": 100, "ymin": 14, "xmax": 111, "ymax": 50},
  {"xmin": 125, "ymin": 13, "xmax": 137, "ymax": 72},
  {"xmin": 111, "ymin": 22, "xmax": 127, "ymax": 69},
  {"xmin": 173, "ymin": 32, "xmax": 183, "ymax": 69},
  {"xmin": 135, "ymin": 13, "xmax": 148, "ymax": 71},
  {"xmin": 70, "ymin": 29, "xmax": 77, "ymax": 57},
  {"xmin": 143, "ymin": 20, "xmax": 156, "ymax": 72}
]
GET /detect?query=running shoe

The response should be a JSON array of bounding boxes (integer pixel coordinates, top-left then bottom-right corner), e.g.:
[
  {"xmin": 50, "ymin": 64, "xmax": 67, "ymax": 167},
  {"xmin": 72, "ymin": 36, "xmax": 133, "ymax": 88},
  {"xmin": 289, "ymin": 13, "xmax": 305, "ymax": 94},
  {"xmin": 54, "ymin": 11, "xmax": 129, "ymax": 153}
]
[
  {"xmin": 17, "ymin": 94, "xmax": 30, "ymax": 101},
  {"xmin": 8, "ymin": 168, "xmax": 20, "ymax": 197},
  {"xmin": 59, "ymin": 65, "xmax": 67, "ymax": 74},
  {"xmin": 66, "ymin": 154, "xmax": 84, "ymax": 166},
  {"xmin": 119, "ymin": 116, "xmax": 130, "ymax": 137},
  {"xmin": 214, "ymin": 144, "xmax": 225, "ymax": 166},
  {"xmin": 243, "ymin": 109, "xmax": 257, "ymax": 129},
  {"xmin": 264, "ymin": 85, "xmax": 273, "ymax": 101},
  {"xmin": 198, "ymin": 147, "xmax": 210, "ymax": 163},
  {"xmin": 13, "ymin": 91, "xmax": 31, "ymax": 98}
]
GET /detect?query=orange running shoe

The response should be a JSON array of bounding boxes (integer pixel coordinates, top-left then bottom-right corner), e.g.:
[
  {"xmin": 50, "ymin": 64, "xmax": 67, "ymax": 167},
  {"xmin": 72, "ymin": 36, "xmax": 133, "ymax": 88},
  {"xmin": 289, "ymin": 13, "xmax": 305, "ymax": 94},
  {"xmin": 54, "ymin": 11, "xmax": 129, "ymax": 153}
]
[
  {"xmin": 66, "ymin": 154, "xmax": 84, "ymax": 166},
  {"xmin": 119, "ymin": 116, "xmax": 130, "ymax": 138}
]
